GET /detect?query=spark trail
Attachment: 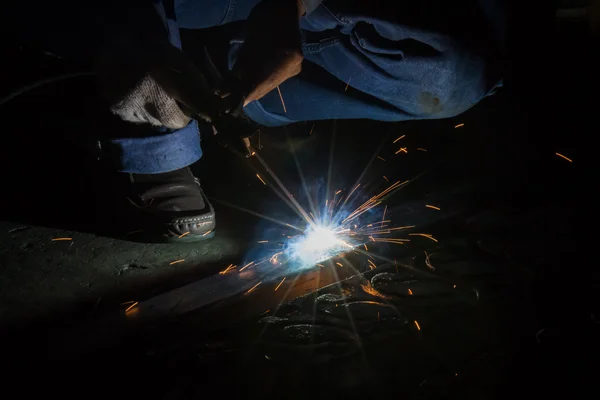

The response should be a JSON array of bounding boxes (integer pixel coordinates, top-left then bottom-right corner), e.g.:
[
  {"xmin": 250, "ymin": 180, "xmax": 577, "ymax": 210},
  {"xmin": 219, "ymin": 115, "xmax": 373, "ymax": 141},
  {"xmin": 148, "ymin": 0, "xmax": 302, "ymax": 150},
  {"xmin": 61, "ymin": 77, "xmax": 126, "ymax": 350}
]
[{"xmin": 208, "ymin": 123, "xmax": 442, "ymax": 300}]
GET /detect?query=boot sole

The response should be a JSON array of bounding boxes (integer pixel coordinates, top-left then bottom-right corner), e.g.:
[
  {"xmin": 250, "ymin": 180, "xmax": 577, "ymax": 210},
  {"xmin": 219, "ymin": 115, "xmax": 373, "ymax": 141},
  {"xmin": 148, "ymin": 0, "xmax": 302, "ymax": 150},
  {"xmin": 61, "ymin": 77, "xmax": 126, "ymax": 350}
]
[
  {"xmin": 163, "ymin": 230, "xmax": 216, "ymax": 243},
  {"xmin": 121, "ymin": 229, "xmax": 215, "ymax": 244},
  {"xmin": 122, "ymin": 179, "xmax": 216, "ymax": 244}
]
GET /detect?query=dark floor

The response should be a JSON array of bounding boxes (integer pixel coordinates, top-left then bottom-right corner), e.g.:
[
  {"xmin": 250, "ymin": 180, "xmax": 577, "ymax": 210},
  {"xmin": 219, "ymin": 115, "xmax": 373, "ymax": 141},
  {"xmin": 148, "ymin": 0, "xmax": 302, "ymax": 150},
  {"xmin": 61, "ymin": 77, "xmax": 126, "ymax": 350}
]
[{"xmin": 0, "ymin": 13, "xmax": 597, "ymax": 399}]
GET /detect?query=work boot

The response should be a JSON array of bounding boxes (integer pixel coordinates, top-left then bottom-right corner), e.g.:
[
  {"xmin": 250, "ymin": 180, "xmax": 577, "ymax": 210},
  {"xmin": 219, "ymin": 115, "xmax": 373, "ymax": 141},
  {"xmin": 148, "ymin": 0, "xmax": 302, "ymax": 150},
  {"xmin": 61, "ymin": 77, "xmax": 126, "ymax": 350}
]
[{"xmin": 122, "ymin": 167, "xmax": 216, "ymax": 242}]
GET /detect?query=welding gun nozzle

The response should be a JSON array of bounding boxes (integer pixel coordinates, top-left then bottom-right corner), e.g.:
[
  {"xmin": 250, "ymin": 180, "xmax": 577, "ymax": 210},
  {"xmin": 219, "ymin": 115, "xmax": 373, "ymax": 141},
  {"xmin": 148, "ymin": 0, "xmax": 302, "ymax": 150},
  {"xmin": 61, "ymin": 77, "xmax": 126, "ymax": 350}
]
[{"xmin": 242, "ymin": 137, "xmax": 257, "ymax": 158}]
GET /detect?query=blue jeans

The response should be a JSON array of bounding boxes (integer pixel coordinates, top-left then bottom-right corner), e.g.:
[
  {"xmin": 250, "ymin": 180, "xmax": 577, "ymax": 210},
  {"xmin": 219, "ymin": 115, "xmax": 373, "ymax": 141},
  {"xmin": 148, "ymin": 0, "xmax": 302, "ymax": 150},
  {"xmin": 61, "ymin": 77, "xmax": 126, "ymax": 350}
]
[{"xmin": 12, "ymin": 0, "xmax": 505, "ymax": 173}]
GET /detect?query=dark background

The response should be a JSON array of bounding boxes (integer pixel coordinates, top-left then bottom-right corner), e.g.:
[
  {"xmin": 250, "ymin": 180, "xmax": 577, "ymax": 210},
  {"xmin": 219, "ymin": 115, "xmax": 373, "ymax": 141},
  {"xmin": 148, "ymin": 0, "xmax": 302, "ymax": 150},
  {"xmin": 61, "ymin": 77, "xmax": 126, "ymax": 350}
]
[{"xmin": 0, "ymin": 2, "xmax": 597, "ymax": 398}]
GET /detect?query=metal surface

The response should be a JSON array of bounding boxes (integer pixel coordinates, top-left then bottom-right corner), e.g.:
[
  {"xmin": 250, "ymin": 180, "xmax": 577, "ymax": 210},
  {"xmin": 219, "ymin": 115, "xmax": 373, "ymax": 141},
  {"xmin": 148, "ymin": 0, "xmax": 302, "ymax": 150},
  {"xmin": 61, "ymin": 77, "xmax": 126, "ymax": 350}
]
[
  {"xmin": 51, "ymin": 251, "xmax": 397, "ymax": 359},
  {"xmin": 134, "ymin": 257, "xmax": 368, "ymax": 321}
]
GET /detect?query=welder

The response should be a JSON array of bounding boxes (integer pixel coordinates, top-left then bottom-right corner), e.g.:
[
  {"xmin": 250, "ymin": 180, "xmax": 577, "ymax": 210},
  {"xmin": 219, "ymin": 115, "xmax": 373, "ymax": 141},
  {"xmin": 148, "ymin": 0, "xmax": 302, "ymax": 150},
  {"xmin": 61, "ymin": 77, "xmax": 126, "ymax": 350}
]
[{"xmin": 7, "ymin": 0, "xmax": 505, "ymax": 242}]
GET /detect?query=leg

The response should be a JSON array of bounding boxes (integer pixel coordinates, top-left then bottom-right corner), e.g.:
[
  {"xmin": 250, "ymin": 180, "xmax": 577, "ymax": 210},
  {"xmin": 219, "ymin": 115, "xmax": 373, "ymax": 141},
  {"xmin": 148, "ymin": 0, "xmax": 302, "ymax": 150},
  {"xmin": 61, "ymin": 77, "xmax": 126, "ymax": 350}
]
[
  {"xmin": 243, "ymin": 60, "xmax": 410, "ymax": 126},
  {"xmin": 5, "ymin": 0, "xmax": 238, "ymax": 241},
  {"xmin": 6, "ymin": 0, "xmax": 207, "ymax": 174},
  {"xmin": 243, "ymin": 0, "xmax": 505, "ymax": 126},
  {"xmin": 102, "ymin": 0, "xmax": 218, "ymax": 241}
]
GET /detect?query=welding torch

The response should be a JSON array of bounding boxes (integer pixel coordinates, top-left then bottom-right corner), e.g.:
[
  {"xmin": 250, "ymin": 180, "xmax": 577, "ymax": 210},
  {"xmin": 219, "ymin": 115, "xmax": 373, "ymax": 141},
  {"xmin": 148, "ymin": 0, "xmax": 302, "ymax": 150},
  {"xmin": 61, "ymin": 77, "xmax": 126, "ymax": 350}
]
[
  {"xmin": 195, "ymin": 46, "xmax": 260, "ymax": 159},
  {"xmin": 209, "ymin": 92, "xmax": 259, "ymax": 158}
]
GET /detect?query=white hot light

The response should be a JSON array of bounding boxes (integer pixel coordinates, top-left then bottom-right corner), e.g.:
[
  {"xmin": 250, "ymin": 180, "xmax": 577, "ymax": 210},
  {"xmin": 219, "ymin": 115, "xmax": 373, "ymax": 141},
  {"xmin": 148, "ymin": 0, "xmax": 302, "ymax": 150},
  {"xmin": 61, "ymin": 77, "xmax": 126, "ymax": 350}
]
[
  {"xmin": 287, "ymin": 225, "xmax": 350, "ymax": 268},
  {"xmin": 301, "ymin": 227, "xmax": 339, "ymax": 252}
]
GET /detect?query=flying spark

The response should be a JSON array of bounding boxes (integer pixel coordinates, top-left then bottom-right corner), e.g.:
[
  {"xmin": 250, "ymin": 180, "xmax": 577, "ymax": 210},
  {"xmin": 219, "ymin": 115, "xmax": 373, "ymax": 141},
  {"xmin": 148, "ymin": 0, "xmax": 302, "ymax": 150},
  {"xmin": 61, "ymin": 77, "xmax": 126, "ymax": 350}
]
[
  {"xmin": 361, "ymin": 281, "xmax": 391, "ymax": 299},
  {"xmin": 409, "ymin": 233, "xmax": 438, "ymax": 242},
  {"xmin": 425, "ymin": 204, "xmax": 440, "ymax": 210},
  {"xmin": 219, "ymin": 264, "xmax": 236, "ymax": 275},
  {"xmin": 239, "ymin": 261, "xmax": 255, "ymax": 272},
  {"xmin": 274, "ymin": 277, "xmax": 286, "ymax": 291},
  {"xmin": 424, "ymin": 250, "xmax": 435, "ymax": 270},
  {"xmin": 213, "ymin": 136, "xmax": 431, "ymax": 293},
  {"xmin": 125, "ymin": 301, "xmax": 139, "ymax": 313},
  {"xmin": 390, "ymin": 225, "xmax": 415, "ymax": 230},
  {"xmin": 454, "ymin": 123, "xmax": 464, "ymax": 128},
  {"xmin": 276, "ymin": 86, "xmax": 287, "ymax": 113},
  {"xmin": 245, "ymin": 281, "xmax": 262, "ymax": 295},
  {"xmin": 555, "ymin": 152, "xmax": 572, "ymax": 162}
]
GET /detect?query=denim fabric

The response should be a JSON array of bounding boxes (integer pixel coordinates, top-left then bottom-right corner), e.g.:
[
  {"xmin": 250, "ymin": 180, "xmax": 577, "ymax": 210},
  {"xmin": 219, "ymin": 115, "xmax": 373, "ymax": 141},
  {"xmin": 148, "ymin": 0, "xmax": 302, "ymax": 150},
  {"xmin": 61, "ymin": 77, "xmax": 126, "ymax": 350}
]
[
  {"xmin": 120, "ymin": 0, "xmax": 502, "ymax": 168},
  {"xmin": 301, "ymin": 0, "xmax": 323, "ymax": 15},
  {"xmin": 242, "ymin": 0, "xmax": 504, "ymax": 126},
  {"xmin": 105, "ymin": 0, "xmax": 206, "ymax": 173},
  {"xmin": 103, "ymin": 120, "xmax": 201, "ymax": 174},
  {"xmin": 7, "ymin": 0, "xmax": 205, "ymax": 174},
  {"xmin": 10, "ymin": 0, "xmax": 504, "ymax": 172},
  {"xmin": 195, "ymin": 0, "xmax": 504, "ymax": 126},
  {"xmin": 102, "ymin": 0, "xmax": 205, "ymax": 174}
]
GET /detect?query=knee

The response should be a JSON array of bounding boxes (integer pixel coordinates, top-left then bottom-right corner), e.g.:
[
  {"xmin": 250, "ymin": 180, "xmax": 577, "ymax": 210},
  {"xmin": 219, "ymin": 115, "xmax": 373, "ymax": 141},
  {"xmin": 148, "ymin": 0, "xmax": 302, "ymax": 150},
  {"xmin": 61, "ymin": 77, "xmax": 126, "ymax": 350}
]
[
  {"xmin": 412, "ymin": 68, "xmax": 488, "ymax": 119},
  {"xmin": 415, "ymin": 89, "xmax": 483, "ymax": 120}
]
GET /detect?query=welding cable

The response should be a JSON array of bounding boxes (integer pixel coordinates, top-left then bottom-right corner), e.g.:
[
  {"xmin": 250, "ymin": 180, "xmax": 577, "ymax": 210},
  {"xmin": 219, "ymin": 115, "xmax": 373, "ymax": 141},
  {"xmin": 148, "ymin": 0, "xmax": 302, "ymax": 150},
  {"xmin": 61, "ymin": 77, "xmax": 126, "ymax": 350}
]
[{"xmin": 0, "ymin": 71, "xmax": 95, "ymax": 106}]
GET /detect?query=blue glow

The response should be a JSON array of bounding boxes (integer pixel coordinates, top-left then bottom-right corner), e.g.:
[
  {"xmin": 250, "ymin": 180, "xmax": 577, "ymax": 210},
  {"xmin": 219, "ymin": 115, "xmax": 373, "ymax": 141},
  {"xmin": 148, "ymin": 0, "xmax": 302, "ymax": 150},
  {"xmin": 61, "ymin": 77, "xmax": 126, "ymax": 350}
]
[{"xmin": 286, "ymin": 224, "xmax": 355, "ymax": 269}]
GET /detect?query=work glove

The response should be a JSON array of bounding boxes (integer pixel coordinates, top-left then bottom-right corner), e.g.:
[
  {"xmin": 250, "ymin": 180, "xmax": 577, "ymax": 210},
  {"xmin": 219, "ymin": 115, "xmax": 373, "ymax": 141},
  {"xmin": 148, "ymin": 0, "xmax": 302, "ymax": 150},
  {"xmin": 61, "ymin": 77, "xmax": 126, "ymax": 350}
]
[
  {"xmin": 227, "ymin": 0, "xmax": 305, "ymax": 106},
  {"xmin": 96, "ymin": 24, "xmax": 222, "ymax": 130}
]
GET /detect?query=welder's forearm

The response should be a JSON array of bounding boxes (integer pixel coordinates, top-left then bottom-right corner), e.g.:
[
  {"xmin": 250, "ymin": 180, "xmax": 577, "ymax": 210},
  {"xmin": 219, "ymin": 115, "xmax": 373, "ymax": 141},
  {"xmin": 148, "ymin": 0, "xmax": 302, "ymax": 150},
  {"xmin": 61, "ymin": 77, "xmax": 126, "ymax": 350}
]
[
  {"xmin": 299, "ymin": 0, "xmax": 323, "ymax": 16},
  {"xmin": 296, "ymin": 0, "xmax": 307, "ymax": 17}
]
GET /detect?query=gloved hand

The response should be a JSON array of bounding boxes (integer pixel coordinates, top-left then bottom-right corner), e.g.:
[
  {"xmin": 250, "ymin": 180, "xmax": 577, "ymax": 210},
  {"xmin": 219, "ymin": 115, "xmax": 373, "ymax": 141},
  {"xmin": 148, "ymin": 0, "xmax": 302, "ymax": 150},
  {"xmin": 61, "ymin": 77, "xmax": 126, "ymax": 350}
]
[
  {"xmin": 230, "ymin": 0, "xmax": 305, "ymax": 106},
  {"xmin": 96, "ymin": 27, "xmax": 223, "ymax": 130}
]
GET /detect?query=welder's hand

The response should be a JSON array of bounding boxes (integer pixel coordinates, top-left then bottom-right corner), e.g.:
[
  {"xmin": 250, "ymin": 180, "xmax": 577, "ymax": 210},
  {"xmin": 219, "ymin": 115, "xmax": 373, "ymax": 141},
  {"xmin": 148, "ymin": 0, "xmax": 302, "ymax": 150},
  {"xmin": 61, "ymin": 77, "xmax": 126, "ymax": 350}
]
[
  {"xmin": 231, "ymin": 0, "xmax": 304, "ymax": 106},
  {"xmin": 98, "ymin": 36, "xmax": 223, "ymax": 130}
]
